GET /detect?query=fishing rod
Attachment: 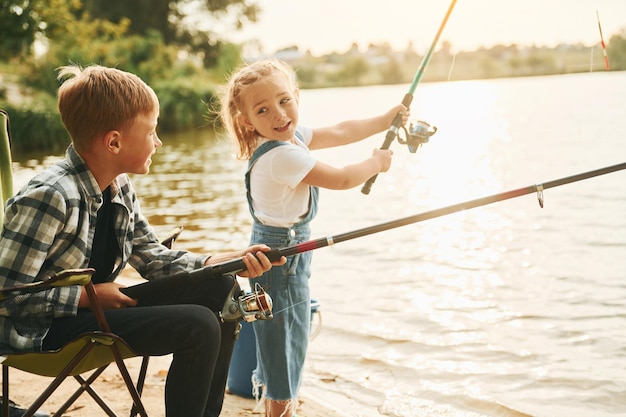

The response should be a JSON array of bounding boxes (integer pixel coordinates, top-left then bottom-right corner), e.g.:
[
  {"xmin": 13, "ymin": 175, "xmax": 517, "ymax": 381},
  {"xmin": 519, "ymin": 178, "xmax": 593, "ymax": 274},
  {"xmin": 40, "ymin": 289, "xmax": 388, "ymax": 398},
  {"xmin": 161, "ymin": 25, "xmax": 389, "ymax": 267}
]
[
  {"xmin": 596, "ymin": 10, "xmax": 610, "ymax": 71},
  {"xmin": 362, "ymin": 0, "xmax": 457, "ymax": 195},
  {"xmin": 124, "ymin": 162, "xmax": 626, "ymax": 317}
]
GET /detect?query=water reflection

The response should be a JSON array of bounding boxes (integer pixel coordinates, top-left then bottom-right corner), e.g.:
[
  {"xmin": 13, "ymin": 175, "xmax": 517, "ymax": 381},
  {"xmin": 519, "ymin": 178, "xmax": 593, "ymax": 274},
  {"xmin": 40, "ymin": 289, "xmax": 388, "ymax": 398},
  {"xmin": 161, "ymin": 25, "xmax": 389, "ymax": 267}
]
[{"xmin": 131, "ymin": 130, "xmax": 252, "ymax": 253}]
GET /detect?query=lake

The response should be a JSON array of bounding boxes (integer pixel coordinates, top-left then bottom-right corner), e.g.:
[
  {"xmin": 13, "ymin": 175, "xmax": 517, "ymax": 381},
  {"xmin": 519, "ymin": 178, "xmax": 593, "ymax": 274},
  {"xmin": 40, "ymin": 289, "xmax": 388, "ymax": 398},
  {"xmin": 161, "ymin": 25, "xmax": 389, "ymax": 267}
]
[{"xmin": 10, "ymin": 71, "xmax": 626, "ymax": 417}]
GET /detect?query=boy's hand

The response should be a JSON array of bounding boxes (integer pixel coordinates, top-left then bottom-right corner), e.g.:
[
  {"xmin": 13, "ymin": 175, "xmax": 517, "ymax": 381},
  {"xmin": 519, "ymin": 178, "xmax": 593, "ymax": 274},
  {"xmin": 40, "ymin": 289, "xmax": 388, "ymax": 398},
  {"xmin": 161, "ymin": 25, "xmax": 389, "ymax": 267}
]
[
  {"xmin": 205, "ymin": 244, "xmax": 286, "ymax": 279},
  {"xmin": 79, "ymin": 282, "xmax": 138, "ymax": 310},
  {"xmin": 238, "ymin": 244, "xmax": 286, "ymax": 278}
]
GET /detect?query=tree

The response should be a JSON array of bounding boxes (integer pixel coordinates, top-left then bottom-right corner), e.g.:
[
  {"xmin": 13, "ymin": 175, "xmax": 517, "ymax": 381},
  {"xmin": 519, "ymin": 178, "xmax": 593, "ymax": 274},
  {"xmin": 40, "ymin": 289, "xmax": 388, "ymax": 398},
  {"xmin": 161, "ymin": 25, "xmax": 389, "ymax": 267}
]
[
  {"xmin": 0, "ymin": 0, "xmax": 38, "ymax": 59},
  {"xmin": 608, "ymin": 29, "xmax": 626, "ymax": 70},
  {"xmin": 338, "ymin": 56, "xmax": 370, "ymax": 86},
  {"xmin": 380, "ymin": 57, "xmax": 404, "ymax": 85},
  {"xmin": 82, "ymin": 0, "xmax": 170, "ymax": 37},
  {"xmin": 0, "ymin": 0, "xmax": 81, "ymax": 59},
  {"xmin": 81, "ymin": 0, "xmax": 259, "ymax": 66}
]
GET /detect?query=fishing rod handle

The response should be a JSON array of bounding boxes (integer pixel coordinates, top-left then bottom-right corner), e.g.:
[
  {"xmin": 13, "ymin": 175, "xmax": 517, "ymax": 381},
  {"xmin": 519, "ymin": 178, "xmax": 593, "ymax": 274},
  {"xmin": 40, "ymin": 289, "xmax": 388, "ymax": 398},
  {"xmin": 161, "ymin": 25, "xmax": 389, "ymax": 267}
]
[
  {"xmin": 197, "ymin": 248, "xmax": 286, "ymax": 278},
  {"xmin": 361, "ymin": 114, "xmax": 404, "ymax": 194},
  {"xmin": 361, "ymin": 93, "xmax": 414, "ymax": 195}
]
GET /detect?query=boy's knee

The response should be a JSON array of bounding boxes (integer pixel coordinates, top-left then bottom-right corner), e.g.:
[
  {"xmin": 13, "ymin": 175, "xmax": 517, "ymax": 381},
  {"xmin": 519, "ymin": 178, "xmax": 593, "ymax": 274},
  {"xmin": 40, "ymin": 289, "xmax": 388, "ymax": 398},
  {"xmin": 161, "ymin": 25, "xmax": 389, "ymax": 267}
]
[
  {"xmin": 197, "ymin": 275, "xmax": 241, "ymax": 312},
  {"xmin": 177, "ymin": 305, "xmax": 221, "ymax": 346}
]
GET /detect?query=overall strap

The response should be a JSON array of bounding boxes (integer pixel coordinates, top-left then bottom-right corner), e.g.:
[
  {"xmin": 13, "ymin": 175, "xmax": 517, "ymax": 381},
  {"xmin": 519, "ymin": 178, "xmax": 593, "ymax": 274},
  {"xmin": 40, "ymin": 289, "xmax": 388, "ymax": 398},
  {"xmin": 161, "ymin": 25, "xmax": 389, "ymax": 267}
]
[
  {"xmin": 245, "ymin": 132, "xmax": 318, "ymax": 227},
  {"xmin": 245, "ymin": 140, "xmax": 290, "ymax": 225}
]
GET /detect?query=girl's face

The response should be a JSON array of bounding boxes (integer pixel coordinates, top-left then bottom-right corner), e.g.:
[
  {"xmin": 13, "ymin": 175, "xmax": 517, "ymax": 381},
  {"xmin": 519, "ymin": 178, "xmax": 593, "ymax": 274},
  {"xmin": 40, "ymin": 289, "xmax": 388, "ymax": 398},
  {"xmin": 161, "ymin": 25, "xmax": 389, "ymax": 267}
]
[{"xmin": 238, "ymin": 72, "xmax": 299, "ymax": 141}]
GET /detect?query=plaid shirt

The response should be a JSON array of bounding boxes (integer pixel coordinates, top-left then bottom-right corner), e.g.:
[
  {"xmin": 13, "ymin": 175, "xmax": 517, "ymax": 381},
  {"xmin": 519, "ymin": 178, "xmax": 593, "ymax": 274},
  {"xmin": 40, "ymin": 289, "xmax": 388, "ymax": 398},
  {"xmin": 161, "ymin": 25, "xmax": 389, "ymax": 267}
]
[{"xmin": 0, "ymin": 145, "xmax": 206, "ymax": 352}]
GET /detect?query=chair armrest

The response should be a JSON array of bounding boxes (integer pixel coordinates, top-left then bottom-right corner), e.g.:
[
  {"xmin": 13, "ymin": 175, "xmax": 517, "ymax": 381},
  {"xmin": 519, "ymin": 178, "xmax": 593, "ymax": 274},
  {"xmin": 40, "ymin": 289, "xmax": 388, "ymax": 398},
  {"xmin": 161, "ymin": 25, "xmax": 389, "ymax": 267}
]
[
  {"xmin": 0, "ymin": 268, "xmax": 96, "ymax": 297},
  {"xmin": 0, "ymin": 268, "xmax": 114, "ymax": 333},
  {"xmin": 160, "ymin": 225, "xmax": 183, "ymax": 249}
]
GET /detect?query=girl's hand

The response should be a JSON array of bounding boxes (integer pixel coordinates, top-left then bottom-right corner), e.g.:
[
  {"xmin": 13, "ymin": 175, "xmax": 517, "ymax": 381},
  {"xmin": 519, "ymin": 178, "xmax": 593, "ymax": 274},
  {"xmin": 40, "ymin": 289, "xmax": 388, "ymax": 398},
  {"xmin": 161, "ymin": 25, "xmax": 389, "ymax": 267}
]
[
  {"xmin": 387, "ymin": 104, "xmax": 410, "ymax": 127},
  {"xmin": 372, "ymin": 148, "xmax": 393, "ymax": 173}
]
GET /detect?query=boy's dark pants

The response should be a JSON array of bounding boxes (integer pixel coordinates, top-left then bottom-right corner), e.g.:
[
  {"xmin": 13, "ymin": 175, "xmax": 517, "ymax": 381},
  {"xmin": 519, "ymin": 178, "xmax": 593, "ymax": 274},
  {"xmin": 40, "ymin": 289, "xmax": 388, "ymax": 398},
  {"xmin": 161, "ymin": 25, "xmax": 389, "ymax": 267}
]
[{"xmin": 43, "ymin": 274, "xmax": 240, "ymax": 417}]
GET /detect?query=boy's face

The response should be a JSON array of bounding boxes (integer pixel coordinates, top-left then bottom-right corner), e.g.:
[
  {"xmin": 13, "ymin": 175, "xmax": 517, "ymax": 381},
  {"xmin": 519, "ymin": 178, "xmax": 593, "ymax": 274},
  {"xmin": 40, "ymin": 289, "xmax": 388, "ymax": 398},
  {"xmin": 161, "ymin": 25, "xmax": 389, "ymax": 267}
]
[
  {"xmin": 239, "ymin": 73, "xmax": 299, "ymax": 141},
  {"xmin": 118, "ymin": 110, "xmax": 162, "ymax": 175}
]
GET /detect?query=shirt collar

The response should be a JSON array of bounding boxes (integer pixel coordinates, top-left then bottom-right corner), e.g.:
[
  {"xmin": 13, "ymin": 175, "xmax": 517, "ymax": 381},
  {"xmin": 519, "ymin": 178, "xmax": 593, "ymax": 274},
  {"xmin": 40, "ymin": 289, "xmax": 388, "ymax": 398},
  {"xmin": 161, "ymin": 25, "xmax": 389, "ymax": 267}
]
[{"xmin": 65, "ymin": 145, "xmax": 121, "ymax": 201}]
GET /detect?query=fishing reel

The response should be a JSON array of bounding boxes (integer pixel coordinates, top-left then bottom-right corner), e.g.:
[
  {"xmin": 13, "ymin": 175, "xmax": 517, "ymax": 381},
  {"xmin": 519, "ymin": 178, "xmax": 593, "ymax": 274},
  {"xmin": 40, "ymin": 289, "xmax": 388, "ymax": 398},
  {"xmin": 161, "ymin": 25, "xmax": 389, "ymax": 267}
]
[
  {"xmin": 397, "ymin": 120, "xmax": 437, "ymax": 153},
  {"xmin": 220, "ymin": 281, "xmax": 273, "ymax": 323}
]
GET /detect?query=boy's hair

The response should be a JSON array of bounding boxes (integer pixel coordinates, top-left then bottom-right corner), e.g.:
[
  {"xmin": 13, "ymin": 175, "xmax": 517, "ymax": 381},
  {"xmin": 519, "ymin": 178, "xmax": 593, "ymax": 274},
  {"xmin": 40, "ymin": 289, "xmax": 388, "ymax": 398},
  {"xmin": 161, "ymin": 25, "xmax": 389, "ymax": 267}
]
[
  {"xmin": 218, "ymin": 58, "xmax": 298, "ymax": 160},
  {"xmin": 56, "ymin": 65, "xmax": 158, "ymax": 151}
]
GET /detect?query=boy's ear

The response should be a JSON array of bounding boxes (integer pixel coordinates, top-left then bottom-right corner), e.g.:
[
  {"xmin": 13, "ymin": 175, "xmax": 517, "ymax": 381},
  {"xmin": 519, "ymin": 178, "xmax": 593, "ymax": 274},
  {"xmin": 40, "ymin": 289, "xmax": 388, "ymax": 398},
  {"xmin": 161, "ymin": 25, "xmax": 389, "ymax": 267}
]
[
  {"xmin": 103, "ymin": 130, "xmax": 122, "ymax": 154},
  {"xmin": 238, "ymin": 114, "xmax": 255, "ymax": 132}
]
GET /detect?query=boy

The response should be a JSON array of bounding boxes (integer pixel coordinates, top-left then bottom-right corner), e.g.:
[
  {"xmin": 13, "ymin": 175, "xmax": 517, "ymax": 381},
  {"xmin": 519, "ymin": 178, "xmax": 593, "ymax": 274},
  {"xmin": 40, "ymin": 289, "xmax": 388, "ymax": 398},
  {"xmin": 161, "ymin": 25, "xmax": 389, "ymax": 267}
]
[{"xmin": 0, "ymin": 64, "xmax": 284, "ymax": 417}]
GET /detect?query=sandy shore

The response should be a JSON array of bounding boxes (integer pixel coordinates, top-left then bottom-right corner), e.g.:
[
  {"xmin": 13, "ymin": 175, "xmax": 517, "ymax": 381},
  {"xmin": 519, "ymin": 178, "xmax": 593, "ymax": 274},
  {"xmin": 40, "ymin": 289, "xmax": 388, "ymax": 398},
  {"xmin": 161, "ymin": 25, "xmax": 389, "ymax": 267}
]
[{"xmin": 3, "ymin": 354, "xmax": 344, "ymax": 417}]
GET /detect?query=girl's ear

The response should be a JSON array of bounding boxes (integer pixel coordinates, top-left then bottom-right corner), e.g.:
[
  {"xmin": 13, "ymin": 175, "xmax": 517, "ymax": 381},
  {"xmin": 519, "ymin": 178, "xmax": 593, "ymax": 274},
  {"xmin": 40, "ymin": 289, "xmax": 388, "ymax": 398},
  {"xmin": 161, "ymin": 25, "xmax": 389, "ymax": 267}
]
[{"xmin": 238, "ymin": 114, "xmax": 256, "ymax": 132}]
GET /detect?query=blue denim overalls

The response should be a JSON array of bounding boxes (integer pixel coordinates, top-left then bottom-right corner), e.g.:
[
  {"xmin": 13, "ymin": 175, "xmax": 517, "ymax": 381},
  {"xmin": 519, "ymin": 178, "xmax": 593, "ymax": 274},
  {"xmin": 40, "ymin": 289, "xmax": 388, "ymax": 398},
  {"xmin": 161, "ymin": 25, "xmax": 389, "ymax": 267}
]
[{"xmin": 245, "ymin": 136, "xmax": 319, "ymax": 401}]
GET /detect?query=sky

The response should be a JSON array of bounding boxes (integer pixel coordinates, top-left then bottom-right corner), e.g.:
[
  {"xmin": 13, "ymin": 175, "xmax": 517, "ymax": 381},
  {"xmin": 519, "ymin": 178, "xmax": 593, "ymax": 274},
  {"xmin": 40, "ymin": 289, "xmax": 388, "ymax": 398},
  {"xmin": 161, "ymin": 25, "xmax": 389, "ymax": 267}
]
[{"xmin": 224, "ymin": 0, "xmax": 626, "ymax": 55}]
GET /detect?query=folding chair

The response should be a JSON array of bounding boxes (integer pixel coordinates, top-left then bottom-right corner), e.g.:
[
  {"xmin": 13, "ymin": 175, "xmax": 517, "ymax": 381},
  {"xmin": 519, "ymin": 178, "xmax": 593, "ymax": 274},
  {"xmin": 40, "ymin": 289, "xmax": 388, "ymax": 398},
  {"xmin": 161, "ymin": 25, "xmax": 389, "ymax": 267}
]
[
  {"xmin": 0, "ymin": 109, "xmax": 182, "ymax": 417},
  {"xmin": 0, "ymin": 109, "xmax": 13, "ymax": 225},
  {"xmin": 0, "ymin": 269, "xmax": 149, "ymax": 417}
]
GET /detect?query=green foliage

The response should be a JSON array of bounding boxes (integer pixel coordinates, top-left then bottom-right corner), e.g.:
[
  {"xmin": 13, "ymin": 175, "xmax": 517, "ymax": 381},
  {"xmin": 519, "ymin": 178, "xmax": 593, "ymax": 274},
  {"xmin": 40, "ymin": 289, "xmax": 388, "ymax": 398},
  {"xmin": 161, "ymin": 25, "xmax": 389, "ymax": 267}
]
[
  {"xmin": 608, "ymin": 29, "xmax": 626, "ymax": 70},
  {"xmin": 340, "ymin": 56, "xmax": 370, "ymax": 86},
  {"xmin": 380, "ymin": 57, "xmax": 404, "ymax": 85},
  {"xmin": 82, "ymin": 0, "xmax": 173, "ymax": 40},
  {"xmin": 0, "ymin": 102, "xmax": 70, "ymax": 154},
  {"xmin": 82, "ymin": 0, "xmax": 259, "ymax": 63},
  {"xmin": 0, "ymin": 0, "xmax": 84, "ymax": 60},
  {"xmin": 11, "ymin": 13, "xmax": 232, "ymax": 145},
  {"xmin": 153, "ymin": 76, "xmax": 218, "ymax": 132},
  {"xmin": 0, "ymin": 0, "xmax": 38, "ymax": 59}
]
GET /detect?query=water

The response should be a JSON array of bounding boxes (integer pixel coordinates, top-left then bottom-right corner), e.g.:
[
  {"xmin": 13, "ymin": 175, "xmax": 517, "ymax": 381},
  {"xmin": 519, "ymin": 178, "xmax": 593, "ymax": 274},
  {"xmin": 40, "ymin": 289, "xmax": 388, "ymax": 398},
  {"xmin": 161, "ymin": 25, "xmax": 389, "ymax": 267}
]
[{"xmin": 9, "ymin": 72, "xmax": 626, "ymax": 417}]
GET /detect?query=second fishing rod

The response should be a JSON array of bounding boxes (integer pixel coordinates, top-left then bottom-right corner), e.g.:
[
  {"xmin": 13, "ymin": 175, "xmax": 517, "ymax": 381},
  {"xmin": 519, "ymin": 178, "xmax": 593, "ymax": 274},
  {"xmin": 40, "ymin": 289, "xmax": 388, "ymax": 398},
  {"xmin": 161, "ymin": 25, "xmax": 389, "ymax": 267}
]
[
  {"xmin": 361, "ymin": 0, "xmax": 457, "ymax": 195},
  {"xmin": 122, "ymin": 161, "xmax": 626, "ymax": 317}
]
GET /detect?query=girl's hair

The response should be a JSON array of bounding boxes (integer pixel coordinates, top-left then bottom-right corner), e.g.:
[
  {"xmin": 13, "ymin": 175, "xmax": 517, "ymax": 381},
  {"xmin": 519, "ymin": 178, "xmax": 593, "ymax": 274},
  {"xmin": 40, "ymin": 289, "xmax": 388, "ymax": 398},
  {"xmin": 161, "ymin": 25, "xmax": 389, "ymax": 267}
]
[
  {"xmin": 56, "ymin": 64, "xmax": 158, "ymax": 151},
  {"xmin": 218, "ymin": 58, "xmax": 298, "ymax": 160}
]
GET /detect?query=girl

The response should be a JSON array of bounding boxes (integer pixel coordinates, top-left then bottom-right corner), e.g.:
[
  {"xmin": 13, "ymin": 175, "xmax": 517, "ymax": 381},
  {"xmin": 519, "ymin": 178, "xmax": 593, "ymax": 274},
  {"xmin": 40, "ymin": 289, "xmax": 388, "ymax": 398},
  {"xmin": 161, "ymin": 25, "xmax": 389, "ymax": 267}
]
[{"xmin": 219, "ymin": 58, "xmax": 408, "ymax": 417}]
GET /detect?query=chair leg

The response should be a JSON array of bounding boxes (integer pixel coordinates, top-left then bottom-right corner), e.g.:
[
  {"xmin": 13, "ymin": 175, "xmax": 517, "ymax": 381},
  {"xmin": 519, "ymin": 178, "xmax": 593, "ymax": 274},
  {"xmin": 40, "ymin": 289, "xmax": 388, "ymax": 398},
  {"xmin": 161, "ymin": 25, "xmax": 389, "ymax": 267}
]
[
  {"xmin": 53, "ymin": 365, "xmax": 114, "ymax": 417},
  {"xmin": 56, "ymin": 345, "xmax": 149, "ymax": 417},
  {"xmin": 3, "ymin": 365, "xmax": 10, "ymax": 417},
  {"xmin": 130, "ymin": 356, "xmax": 150, "ymax": 417},
  {"xmin": 20, "ymin": 342, "xmax": 97, "ymax": 417},
  {"xmin": 110, "ymin": 345, "xmax": 148, "ymax": 417},
  {"xmin": 3, "ymin": 346, "xmax": 150, "ymax": 417}
]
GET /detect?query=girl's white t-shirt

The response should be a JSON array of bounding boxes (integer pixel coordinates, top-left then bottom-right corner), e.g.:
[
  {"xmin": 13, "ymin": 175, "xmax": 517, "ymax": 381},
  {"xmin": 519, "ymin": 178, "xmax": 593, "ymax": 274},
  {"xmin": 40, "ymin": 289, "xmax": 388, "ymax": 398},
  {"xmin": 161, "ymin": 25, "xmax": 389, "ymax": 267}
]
[{"xmin": 249, "ymin": 126, "xmax": 316, "ymax": 227}]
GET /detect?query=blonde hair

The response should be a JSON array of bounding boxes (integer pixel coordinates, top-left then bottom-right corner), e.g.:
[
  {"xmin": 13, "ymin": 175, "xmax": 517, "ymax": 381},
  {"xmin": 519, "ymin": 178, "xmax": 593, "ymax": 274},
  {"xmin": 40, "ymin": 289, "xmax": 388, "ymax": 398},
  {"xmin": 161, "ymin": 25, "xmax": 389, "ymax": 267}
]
[
  {"xmin": 56, "ymin": 64, "xmax": 158, "ymax": 151},
  {"xmin": 218, "ymin": 58, "xmax": 298, "ymax": 160}
]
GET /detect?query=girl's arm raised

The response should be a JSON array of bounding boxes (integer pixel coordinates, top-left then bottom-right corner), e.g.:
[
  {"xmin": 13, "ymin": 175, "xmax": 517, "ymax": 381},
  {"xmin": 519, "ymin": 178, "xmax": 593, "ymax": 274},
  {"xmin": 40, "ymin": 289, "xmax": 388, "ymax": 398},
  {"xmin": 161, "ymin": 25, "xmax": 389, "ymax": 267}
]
[
  {"xmin": 302, "ymin": 148, "xmax": 392, "ymax": 190},
  {"xmin": 309, "ymin": 104, "xmax": 408, "ymax": 150}
]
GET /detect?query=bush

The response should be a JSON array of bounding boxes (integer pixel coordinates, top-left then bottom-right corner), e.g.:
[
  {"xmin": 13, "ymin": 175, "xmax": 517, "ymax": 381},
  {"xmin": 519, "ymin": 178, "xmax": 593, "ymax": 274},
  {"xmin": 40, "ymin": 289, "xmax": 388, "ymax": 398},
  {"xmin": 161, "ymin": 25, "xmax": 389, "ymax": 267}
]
[
  {"xmin": 0, "ymin": 102, "xmax": 69, "ymax": 154},
  {"xmin": 153, "ymin": 77, "xmax": 218, "ymax": 132}
]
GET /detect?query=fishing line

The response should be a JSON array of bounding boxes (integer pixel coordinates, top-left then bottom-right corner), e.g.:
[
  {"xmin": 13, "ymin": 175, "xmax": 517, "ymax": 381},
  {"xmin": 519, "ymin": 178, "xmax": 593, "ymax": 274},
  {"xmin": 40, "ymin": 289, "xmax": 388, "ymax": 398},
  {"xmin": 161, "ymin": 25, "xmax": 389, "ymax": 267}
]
[
  {"xmin": 362, "ymin": 0, "xmax": 457, "ymax": 195},
  {"xmin": 271, "ymin": 299, "xmax": 310, "ymax": 317}
]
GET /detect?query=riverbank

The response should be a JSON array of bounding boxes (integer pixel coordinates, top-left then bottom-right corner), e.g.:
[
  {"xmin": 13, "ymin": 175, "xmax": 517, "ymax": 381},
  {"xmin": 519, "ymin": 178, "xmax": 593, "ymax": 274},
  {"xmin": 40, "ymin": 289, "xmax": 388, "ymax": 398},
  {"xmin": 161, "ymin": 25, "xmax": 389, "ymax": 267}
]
[{"xmin": 4, "ymin": 354, "xmax": 345, "ymax": 417}]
